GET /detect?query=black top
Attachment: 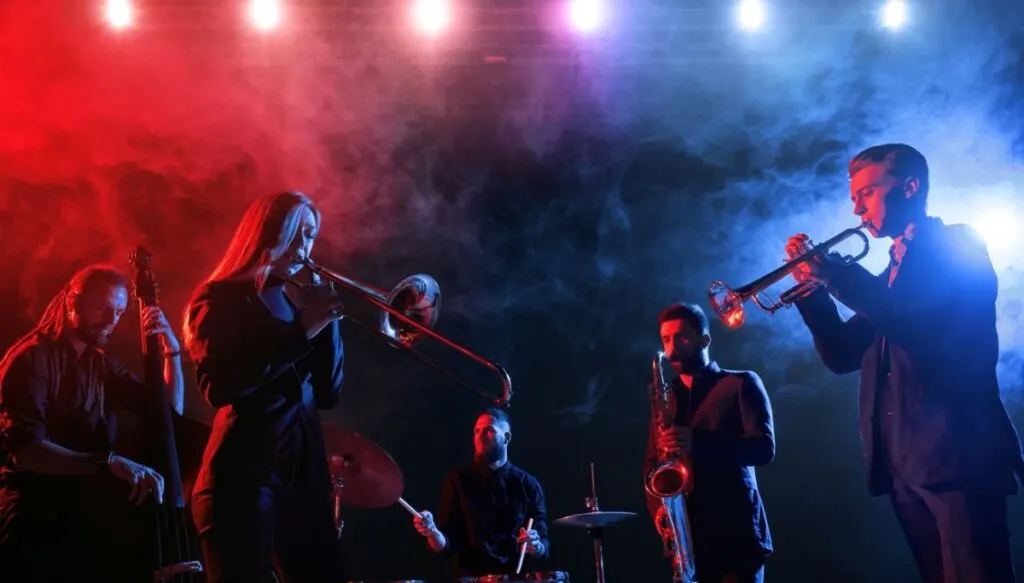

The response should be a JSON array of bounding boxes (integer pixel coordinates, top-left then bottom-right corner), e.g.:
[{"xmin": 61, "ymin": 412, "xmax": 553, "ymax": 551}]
[
  {"xmin": 796, "ymin": 217, "xmax": 1024, "ymax": 495},
  {"xmin": 643, "ymin": 361, "xmax": 775, "ymax": 563},
  {"xmin": 0, "ymin": 331, "xmax": 172, "ymax": 549},
  {"xmin": 0, "ymin": 332, "xmax": 177, "ymax": 581},
  {"xmin": 436, "ymin": 461, "xmax": 549, "ymax": 577},
  {"xmin": 185, "ymin": 279, "xmax": 344, "ymax": 495},
  {"xmin": 0, "ymin": 333, "xmax": 153, "ymax": 491}
]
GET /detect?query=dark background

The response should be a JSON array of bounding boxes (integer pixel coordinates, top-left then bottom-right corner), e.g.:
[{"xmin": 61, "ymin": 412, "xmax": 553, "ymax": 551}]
[{"xmin": 1, "ymin": 1, "xmax": 1022, "ymax": 581}]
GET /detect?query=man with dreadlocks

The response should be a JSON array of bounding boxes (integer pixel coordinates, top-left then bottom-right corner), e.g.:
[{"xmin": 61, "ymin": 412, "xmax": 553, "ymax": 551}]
[{"xmin": 0, "ymin": 263, "xmax": 185, "ymax": 582}]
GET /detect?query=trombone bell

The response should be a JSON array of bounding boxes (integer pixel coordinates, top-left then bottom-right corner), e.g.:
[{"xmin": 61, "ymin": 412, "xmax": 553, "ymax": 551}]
[
  {"xmin": 295, "ymin": 259, "xmax": 513, "ymax": 408},
  {"xmin": 380, "ymin": 274, "xmax": 440, "ymax": 347}
]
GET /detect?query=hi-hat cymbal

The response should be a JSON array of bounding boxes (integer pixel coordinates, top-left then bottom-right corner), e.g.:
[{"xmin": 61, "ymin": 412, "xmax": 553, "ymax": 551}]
[
  {"xmin": 552, "ymin": 511, "xmax": 639, "ymax": 529},
  {"xmin": 321, "ymin": 423, "xmax": 404, "ymax": 509}
]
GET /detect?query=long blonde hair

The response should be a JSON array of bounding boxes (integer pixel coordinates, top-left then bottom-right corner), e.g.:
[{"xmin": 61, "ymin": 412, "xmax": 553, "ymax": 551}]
[{"xmin": 182, "ymin": 191, "xmax": 321, "ymax": 349}]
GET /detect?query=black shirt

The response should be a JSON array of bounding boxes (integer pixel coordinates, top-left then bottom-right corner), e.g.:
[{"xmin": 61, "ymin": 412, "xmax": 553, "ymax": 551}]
[
  {"xmin": 0, "ymin": 333, "xmax": 161, "ymax": 583},
  {"xmin": 436, "ymin": 461, "xmax": 549, "ymax": 577},
  {"xmin": 185, "ymin": 279, "xmax": 345, "ymax": 495},
  {"xmin": 0, "ymin": 333, "xmax": 150, "ymax": 491}
]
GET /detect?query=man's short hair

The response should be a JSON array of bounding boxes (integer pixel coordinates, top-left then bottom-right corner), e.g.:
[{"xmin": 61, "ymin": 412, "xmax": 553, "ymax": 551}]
[
  {"xmin": 479, "ymin": 408, "xmax": 510, "ymax": 429},
  {"xmin": 848, "ymin": 143, "xmax": 930, "ymax": 209},
  {"xmin": 657, "ymin": 302, "xmax": 710, "ymax": 335}
]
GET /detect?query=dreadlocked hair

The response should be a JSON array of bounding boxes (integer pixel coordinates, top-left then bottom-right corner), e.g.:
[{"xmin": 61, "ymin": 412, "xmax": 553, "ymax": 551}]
[{"xmin": 0, "ymin": 264, "xmax": 127, "ymax": 375}]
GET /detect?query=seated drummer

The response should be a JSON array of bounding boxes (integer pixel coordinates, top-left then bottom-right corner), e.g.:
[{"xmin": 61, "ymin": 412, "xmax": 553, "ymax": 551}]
[{"xmin": 413, "ymin": 408, "xmax": 549, "ymax": 577}]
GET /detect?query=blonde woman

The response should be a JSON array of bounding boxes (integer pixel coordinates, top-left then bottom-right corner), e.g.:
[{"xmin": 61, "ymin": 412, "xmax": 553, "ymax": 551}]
[{"xmin": 183, "ymin": 191, "xmax": 347, "ymax": 583}]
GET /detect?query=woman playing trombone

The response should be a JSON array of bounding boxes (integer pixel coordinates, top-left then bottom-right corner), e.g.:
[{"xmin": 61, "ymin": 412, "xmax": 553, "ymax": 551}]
[{"xmin": 183, "ymin": 191, "xmax": 347, "ymax": 583}]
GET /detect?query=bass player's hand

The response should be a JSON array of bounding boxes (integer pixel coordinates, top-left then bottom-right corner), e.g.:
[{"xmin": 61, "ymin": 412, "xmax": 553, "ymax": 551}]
[{"xmin": 108, "ymin": 454, "xmax": 165, "ymax": 505}]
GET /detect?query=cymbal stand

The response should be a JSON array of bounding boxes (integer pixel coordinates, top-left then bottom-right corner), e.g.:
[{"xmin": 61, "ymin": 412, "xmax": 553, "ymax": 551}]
[
  {"xmin": 332, "ymin": 475, "xmax": 345, "ymax": 539},
  {"xmin": 584, "ymin": 462, "xmax": 606, "ymax": 583}
]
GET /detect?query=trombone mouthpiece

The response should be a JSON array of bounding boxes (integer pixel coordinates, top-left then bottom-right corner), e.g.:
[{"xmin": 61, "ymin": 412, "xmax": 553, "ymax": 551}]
[{"xmin": 291, "ymin": 255, "xmax": 315, "ymax": 269}]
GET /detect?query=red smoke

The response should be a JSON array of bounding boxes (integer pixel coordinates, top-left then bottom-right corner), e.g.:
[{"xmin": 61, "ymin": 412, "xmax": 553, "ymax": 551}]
[{"xmin": 0, "ymin": 1, "xmax": 416, "ymax": 317}]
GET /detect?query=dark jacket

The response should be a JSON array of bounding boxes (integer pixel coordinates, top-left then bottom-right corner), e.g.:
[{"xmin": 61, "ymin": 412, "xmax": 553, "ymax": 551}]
[
  {"xmin": 185, "ymin": 279, "xmax": 344, "ymax": 495},
  {"xmin": 795, "ymin": 217, "xmax": 1024, "ymax": 495},
  {"xmin": 643, "ymin": 361, "xmax": 775, "ymax": 562},
  {"xmin": 436, "ymin": 462, "xmax": 549, "ymax": 577}
]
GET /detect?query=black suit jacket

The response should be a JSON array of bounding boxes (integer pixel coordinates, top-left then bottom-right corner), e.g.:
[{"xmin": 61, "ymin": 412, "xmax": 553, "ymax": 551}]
[
  {"xmin": 796, "ymin": 217, "xmax": 1024, "ymax": 495},
  {"xmin": 185, "ymin": 280, "xmax": 345, "ymax": 496},
  {"xmin": 643, "ymin": 362, "xmax": 775, "ymax": 562}
]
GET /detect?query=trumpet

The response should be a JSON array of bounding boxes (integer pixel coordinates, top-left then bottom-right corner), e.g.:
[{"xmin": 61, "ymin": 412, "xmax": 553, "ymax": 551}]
[
  {"xmin": 289, "ymin": 258, "xmax": 513, "ymax": 408},
  {"xmin": 706, "ymin": 223, "xmax": 871, "ymax": 329}
]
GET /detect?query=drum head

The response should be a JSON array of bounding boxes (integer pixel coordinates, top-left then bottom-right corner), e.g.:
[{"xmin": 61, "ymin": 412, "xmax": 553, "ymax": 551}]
[
  {"xmin": 346, "ymin": 580, "xmax": 426, "ymax": 583},
  {"xmin": 461, "ymin": 573, "xmax": 568, "ymax": 583},
  {"xmin": 523, "ymin": 572, "xmax": 569, "ymax": 582}
]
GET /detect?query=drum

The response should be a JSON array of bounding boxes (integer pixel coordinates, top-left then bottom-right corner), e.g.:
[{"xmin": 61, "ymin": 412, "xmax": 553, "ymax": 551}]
[
  {"xmin": 521, "ymin": 573, "xmax": 569, "ymax": 583},
  {"xmin": 459, "ymin": 572, "xmax": 570, "ymax": 583},
  {"xmin": 346, "ymin": 580, "xmax": 426, "ymax": 583}
]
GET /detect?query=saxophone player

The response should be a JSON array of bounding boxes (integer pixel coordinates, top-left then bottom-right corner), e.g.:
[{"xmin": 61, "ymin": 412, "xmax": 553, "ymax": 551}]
[{"xmin": 645, "ymin": 302, "xmax": 775, "ymax": 583}]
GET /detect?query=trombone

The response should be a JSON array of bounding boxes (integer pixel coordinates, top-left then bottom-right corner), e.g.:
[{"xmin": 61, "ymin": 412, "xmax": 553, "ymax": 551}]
[
  {"xmin": 706, "ymin": 223, "xmax": 871, "ymax": 328},
  {"xmin": 290, "ymin": 258, "xmax": 513, "ymax": 408}
]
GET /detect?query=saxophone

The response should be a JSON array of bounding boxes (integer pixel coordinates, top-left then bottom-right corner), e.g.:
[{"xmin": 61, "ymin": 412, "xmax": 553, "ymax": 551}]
[{"xmin": 645, "ymin": 351, "xmax": 697, "ymax": 583}]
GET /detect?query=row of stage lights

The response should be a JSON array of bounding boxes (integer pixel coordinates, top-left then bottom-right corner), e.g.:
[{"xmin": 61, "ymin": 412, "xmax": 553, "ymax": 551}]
[{"xmin": 102, "ymin": 0, "xmax": 911, "ymax": 34}]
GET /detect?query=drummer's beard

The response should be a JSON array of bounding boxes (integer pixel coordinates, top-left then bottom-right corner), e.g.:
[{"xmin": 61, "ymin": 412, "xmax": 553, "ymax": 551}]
[{"xmin": 475, "ymin": 441, "xmax": 506, "ymax": 465}]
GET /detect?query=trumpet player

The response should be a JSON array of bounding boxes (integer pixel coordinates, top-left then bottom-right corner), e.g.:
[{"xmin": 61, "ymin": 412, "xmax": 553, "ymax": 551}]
[
  {"xmin": 645, "ymin": 302, "xmax": 775, "ymax": 583},
  {"xmin": 786, "ymin": 143, "xmax": 1024, "ymax": 583}
]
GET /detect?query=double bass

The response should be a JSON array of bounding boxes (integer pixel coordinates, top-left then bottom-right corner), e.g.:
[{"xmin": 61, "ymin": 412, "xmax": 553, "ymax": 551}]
[{"xmin": 129, "ymin": 245, "xmax": 206, "ymax": 581}]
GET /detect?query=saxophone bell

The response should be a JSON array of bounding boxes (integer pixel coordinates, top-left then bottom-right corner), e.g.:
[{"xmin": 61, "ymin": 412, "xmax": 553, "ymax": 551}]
[{"xmin": 646, "ymin": 459, "xmax": 691, "ymax": 498}]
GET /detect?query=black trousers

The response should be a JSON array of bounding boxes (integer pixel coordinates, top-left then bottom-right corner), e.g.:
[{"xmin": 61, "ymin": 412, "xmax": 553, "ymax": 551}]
[
  {"xmin": 877, "ymin": 377, "xmax": 1016, "ymax": 583},
  {"xmin": 192, "ymin": 485, "xmax": 344, "ymax": 583},
  {"xmin": 890, "ymin": 482, "xmax": 1015, "ymax": 583}
]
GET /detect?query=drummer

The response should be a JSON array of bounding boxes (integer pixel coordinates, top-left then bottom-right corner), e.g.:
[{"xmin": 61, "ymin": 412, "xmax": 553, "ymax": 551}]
[{"xmin": 412, "ymin": 409, "xmax": 549, "ymax": 577}]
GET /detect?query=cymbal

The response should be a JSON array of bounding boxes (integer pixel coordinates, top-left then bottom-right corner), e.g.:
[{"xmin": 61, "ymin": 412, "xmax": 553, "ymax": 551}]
[
  {"xmin": 321, "ymin": 423, "xmax": 404, "ymax": 509},
  {"xmin": 552, "ymin": 511, "xmax": 639, "ymax": 529}
]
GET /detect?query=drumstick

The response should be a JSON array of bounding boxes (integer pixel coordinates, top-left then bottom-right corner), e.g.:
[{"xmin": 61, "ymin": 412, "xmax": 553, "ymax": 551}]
[
  {"xmin": 515, "ymin": 517, "xmax": 534, "ymax": 574},
  {"xmin": 396, "ymin": 496, "xmax": 422, "ymax": 519}
]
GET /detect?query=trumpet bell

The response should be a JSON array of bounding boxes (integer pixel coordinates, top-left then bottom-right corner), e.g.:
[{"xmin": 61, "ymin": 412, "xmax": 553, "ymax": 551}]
[
  {"xmin": 707, "ymin": 281, "xmax": 745, "ymax": 329},
  {"xmin": 380, "ymin": 274, "xmax": 441, "ymax": 347}
]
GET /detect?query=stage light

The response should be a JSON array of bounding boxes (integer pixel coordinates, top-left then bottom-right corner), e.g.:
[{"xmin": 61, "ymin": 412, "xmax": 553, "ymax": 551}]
[
  {"xmin": 412, "ymin": 0, "xmax": 450, "ymax": 35},
  {"xmin": 973, "ymin": 206, "xmax": 1018, "ymax": 253},
  {"xmin": 568, "ymin": 0, "xmax": 604, "ymax": 33},
  {"xmin": 881, "ymin": 0, "xmax": 908, "ymax": 30},
  {"xmin": 105, "ymin": 0, "xmax": 132, "ymax": 29},
  {"xmin": 736, "ymin": 0, "xmax": 765, "ymax": 31},
  {"xmin": 250, "ymin": 0, "xmax": 281, "ymax": 31}
]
